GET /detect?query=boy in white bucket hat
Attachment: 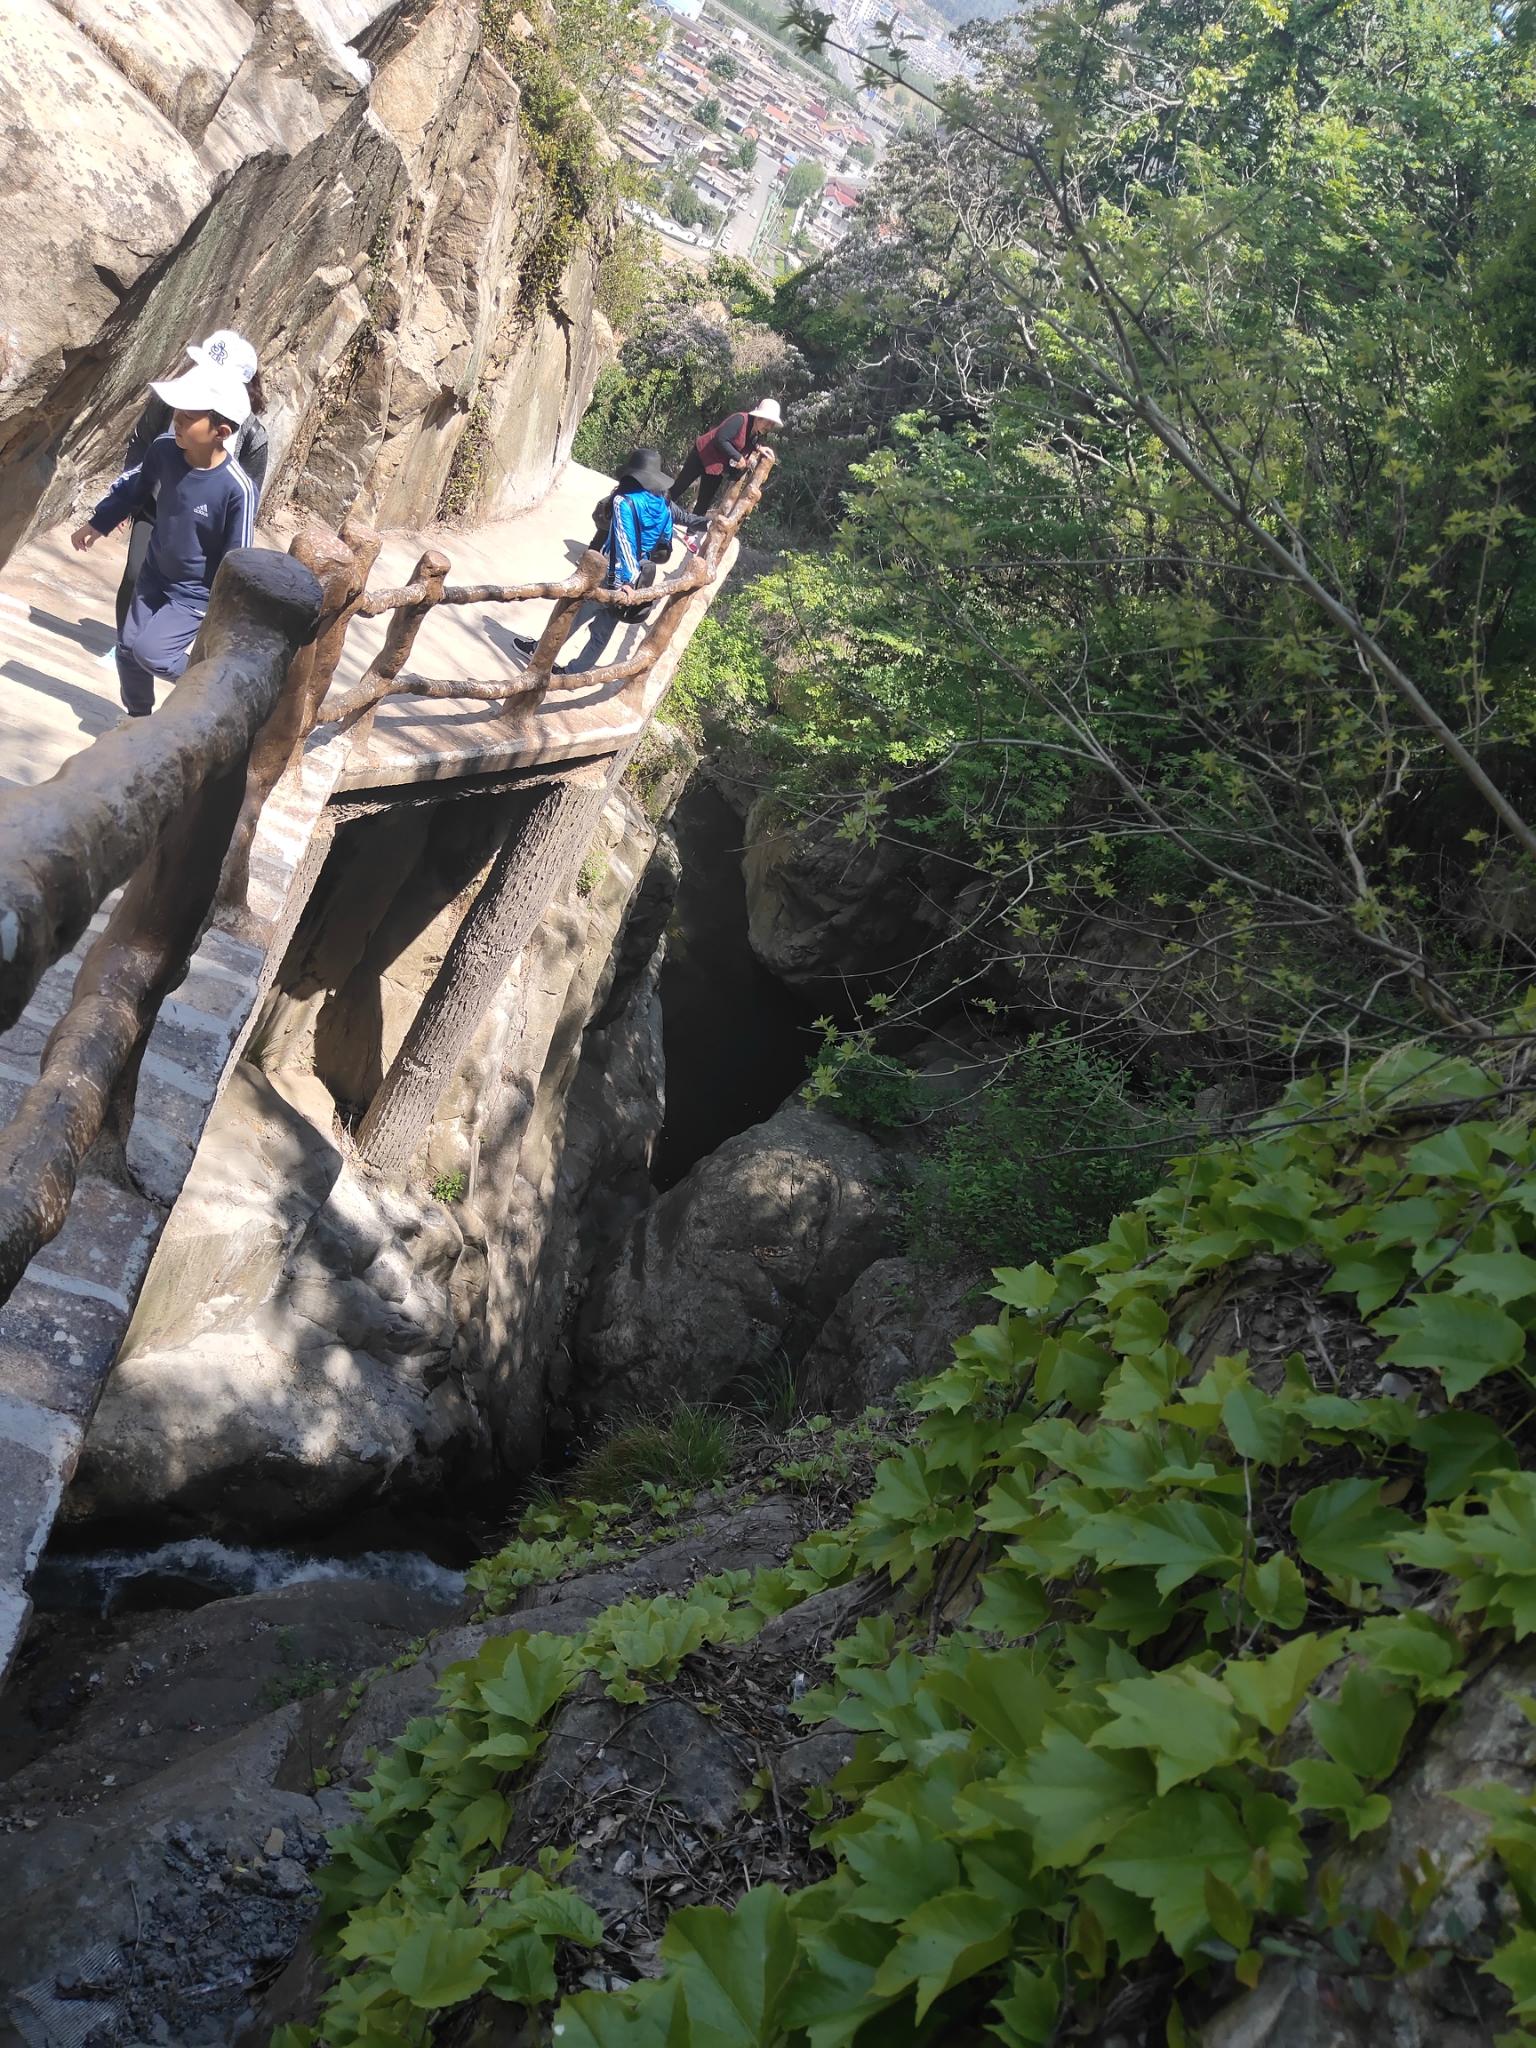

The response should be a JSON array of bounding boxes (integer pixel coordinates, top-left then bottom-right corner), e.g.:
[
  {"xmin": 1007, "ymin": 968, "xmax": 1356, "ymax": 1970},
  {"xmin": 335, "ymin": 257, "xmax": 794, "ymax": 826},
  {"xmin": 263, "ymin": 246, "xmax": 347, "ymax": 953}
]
[
  {"xmin": 107, "ymin": 331, "xmax": 269, "ymax": 644},
  {"xmin": 71, "ymin": 350, "xmax": 260, "ymax": 718},
  {"xmin": 673, "ymin": 397, "xmax": 783, "ymax": 514}
]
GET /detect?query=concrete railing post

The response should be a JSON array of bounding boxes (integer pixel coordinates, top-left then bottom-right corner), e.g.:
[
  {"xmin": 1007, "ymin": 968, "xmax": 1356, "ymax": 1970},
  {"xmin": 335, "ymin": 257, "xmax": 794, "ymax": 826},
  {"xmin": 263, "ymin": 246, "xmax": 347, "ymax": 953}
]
[
  {"xmin": 355, "ymin": 547, "xmax": 450, "ymax": 707},
  {"xmin": 217, "ymin": 522, "xmax": 361, "ymax": 916},
  {"xmin": 354, "ymin": 764, "xmax": 612, "ymax": 1176},
  {"xmin": 525, "ymin": 549, "xmax": 606, "ymax": 689}
]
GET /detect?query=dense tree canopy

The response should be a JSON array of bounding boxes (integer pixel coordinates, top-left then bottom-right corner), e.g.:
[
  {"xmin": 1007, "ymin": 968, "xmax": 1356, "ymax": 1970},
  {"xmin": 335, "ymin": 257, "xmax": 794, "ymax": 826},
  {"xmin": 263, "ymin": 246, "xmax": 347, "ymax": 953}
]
[{"xmin": 685, "ymin": 0, "xmax": 1536, "ymax": 1072}]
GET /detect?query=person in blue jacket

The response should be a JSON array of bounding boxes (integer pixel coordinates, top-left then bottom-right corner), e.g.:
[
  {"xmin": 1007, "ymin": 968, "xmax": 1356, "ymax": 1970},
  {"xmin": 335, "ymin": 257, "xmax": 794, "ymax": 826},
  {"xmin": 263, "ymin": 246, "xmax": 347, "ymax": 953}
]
[
  {"xmin": 71, "ymin": 350, "xmax": 258, "ymax": 719},
  {"xmin": 111, "ymin": 329, "xmax": 269, "ymax": 640},
  {"xmin": 510, "ymin": 450, "xmax": 704, "ymax": 670}
]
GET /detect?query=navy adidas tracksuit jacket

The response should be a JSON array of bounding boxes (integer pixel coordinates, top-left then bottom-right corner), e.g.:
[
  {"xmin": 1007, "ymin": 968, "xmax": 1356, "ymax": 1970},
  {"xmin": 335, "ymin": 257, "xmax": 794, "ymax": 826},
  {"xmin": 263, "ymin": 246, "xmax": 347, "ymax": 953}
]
[{"xmin": 88, "ymin": 433, "xmax": 259, "ymax": 715}]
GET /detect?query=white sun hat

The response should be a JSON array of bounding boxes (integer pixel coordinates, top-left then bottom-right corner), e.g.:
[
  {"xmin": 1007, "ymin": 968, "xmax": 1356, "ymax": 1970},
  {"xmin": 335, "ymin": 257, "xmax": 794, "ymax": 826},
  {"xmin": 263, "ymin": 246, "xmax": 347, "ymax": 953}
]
[
  {"xmin": 749, "ymin": 397, "xmax": 784, "ymax": 425},
  {"xmin": 196, "ymin": 330, "xmax": 259, "ymax": 385},
  {"xmin": 149, "ymin": 355, "xmax": 251, "ymax": 425}
]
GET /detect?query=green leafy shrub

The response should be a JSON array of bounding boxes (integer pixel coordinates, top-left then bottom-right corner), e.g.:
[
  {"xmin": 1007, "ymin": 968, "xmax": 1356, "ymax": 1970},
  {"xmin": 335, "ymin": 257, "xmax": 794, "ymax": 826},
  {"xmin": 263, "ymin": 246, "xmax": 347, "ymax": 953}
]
[
  {"xmin": 668, "ymin": 595, "xmax": 775, "ymax": 739},
  {"xmin": 430, "ymin": 1170, "xmax": 467, "ymax": 1204},
  {"xmin": 279, "ymin": 1041, "xmax": 1536, "ymax": 2047},
  {"xmin": 805, "ymin": 1032, "xmax": 918, "ymax": 1129},
  {"xmin": 572, "ymin": 1403, "xmax": 742, "ymax": 1501},
  {"xmin": 906, "ymin": 1035, "xmax": 1189, "ymax": 1265},
  {"xmin": 575, "ymin": 850, "xmax": 608, "ymax": 898}
]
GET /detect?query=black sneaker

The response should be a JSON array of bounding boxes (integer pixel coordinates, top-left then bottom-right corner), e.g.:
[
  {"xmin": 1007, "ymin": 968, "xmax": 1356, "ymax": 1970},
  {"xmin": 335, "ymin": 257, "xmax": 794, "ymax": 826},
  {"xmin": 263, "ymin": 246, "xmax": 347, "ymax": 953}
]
[{"xmin": 509, "ymin": 632, "xmax": 538, "ymax": 657}]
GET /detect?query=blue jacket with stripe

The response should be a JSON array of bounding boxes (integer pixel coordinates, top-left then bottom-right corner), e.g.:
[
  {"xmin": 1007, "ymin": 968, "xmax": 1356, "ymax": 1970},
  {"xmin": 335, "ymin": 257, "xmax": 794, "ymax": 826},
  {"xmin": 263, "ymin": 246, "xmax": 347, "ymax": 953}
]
[
  {"xmin": 90, "ymin": 434, "xmax": 258, "ymax": 600},
  {"xmin": 605, "ymin": 488, "xmax": 675, "ymax": 588}
]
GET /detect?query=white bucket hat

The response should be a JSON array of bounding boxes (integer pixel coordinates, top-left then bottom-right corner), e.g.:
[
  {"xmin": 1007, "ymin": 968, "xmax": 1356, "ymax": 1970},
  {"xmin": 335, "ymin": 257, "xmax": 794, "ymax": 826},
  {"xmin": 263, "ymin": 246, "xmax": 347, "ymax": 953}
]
[
  {"xmin": 150, "ymin": 354, "xmax": 251, "ymax": 426},
  {"xmin": 749, "ymin": 397, "xmax": 784, "ymax": 425},
  {"xmin": 196, "ymin": 330, "xmax": 259, "ymax": 385}
]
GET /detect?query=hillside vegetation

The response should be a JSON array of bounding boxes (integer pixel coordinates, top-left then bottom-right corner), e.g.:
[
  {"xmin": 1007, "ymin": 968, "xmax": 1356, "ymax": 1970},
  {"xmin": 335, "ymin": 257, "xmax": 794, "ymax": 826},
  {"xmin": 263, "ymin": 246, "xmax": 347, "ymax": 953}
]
[
  {"xmin": 277, "ymin": 1045, "xmax": 1536, "ymax": 2044},
  {"xmin": 274, "ymin": 0, "xmax": 1536, "ymax": 2039}
]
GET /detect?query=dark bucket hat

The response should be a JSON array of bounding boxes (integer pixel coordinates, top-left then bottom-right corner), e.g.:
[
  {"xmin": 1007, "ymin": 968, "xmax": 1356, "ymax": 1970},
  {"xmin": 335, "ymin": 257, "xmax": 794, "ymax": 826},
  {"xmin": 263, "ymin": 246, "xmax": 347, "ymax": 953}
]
[{"xmin": 618, "ymin": 447, "xmax": 674, "ymax": 495}]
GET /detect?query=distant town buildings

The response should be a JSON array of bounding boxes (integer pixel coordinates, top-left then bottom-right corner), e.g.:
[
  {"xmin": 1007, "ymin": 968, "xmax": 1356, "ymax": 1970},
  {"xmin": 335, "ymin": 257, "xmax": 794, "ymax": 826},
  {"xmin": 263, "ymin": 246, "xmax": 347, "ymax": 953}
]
[
  {"xmin": 619, "ymin": 0, "xmax": 913, "ymax": 271},
  {"xmin": 831, "ymin": 0, "xmax": 965, "ymax": 85}
]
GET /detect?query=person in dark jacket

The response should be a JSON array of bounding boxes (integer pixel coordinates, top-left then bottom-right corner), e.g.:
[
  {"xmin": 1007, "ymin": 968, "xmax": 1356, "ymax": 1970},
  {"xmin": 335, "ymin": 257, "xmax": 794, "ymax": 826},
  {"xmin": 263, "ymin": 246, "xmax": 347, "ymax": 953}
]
[
  {"xmin": 72, "ymin": 353, "xmax": 259, "ymax": 718},
  {"xmin": 510, "ymin": 450, "xmax": 704, "ymax": 667},
  {"xmin": 110, "ymin": 331, "xmax": 268, "ymax": 640},
  {"xmin": 672, "ymin": 398, "xmax": 782, "ymax": 514}
]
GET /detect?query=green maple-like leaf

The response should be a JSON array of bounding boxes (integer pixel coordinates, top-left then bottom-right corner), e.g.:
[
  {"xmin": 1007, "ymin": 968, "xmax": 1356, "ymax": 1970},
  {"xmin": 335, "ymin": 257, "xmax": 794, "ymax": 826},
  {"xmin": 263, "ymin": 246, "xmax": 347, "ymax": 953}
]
[
  {"xmin": 1090, "ymin": 1667, "xmax": 1245, "ymax": 1794},
  {"xmin": 871, "ymin": 1888, "xmax": 1015, "ymax": 2019},
  {"xmin": 1412, "ymin": 1410, "xmax": 1519, "ymax": 1502},
  {"xmin": 388, "ymin": 1924, "xmax": 493, "ymax": 2009},
  {"xmin": 1084, "ymin": 1789, "xmax": 1256, "ymax": 1955},
  {"xmin": 1449, "ymin": 1249, "xmax": 1536, "ymax": 1306},
  {"xmin": 1310, "ymin": 1667, "xmax": 1416, "ymax": 1780},
  {"xmin": 477, "ymin": 1635, "xmax": 576, "ymax": 1726},
  {"xmin": 1070, "ymin": 1499, "xmax": 1243, "ymax": 1595},
  {"xmin": 1291, "ymin": 1478, "xmax": 1411, "ymax": 1586},
  {"xmin": 1375, "ymin": 1292, "xmax": 1525, "ymax": 1397},
  {"xmin": 1008, "ymin": 1723, "xmax": 1156, "ymax": 1866},
  {"xmin": 1286, "ymin": 1758, "xmax": 1393, "ymax": 1840},
  {"xmin": 552, "ymin": 1977, "xmax": 687, "ymax": 2047},
  {"xmin": 659, "ymin": 1884, "xmax": 800, "ymax": 2045},
  {"xmin": 1224, "ymin": 1631, "xmax": 1348, "ymax": 1736}
]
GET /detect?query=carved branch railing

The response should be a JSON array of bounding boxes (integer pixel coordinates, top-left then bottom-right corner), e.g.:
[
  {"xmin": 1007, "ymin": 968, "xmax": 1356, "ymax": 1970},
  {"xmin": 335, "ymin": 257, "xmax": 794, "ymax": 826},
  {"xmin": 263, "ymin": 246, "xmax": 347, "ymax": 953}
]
[
  {"xmin": 0, "ymin": 549, "xmax": 323, "ymax": 1303},
  {"xmin": 312, "ymin": 445, "xmax": 775, "ymax": 728}
]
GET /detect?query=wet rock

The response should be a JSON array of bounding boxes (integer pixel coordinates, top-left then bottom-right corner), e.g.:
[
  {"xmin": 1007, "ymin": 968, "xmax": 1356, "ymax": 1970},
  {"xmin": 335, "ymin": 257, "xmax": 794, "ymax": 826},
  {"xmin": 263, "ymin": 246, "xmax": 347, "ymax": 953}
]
[
  {"xmin": 575, "ymin": 1094, "xmax": 906, "ymax": 1415},
  {"xmin": 2, "ymin": 1577, "xmax": 461, "ymax": 1821},
  {"xmin": 798, "ymin": 1255, "xmax": 988, "ymax": 1415}
]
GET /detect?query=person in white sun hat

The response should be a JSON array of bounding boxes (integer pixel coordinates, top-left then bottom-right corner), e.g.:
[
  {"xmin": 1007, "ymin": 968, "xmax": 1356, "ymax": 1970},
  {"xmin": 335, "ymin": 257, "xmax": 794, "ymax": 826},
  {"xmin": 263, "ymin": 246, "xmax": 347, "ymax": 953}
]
[
  {"xmin": 103, "ymin": 330, "xmax": 269, "ymax": 645},
  {"xmin": 71, "ymin": 349, "xmax": 260, "ymax": 719},
  {"xmin": 672, "ymin": 396, "xmax": 783, "ymax": 515}
]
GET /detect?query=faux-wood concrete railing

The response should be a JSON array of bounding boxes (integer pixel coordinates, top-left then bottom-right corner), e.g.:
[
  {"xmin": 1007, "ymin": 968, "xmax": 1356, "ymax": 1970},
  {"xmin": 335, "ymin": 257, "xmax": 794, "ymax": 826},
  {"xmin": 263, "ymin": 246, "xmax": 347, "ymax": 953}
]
[
  {"xmin": 300, "ymin": 447, "xmax": 776, "ymax": 1175},
  {"xmin": 311, "ymin": 446, "xmax": 776, "ymax": 730},
  {"xmin": 0, "ymin": 549, "xmax": 324, "ymax": 1305}
]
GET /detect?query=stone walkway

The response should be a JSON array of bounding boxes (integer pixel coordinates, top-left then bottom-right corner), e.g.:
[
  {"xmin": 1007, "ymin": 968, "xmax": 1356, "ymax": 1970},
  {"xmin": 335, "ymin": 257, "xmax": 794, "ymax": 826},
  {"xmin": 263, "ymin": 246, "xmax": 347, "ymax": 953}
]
[{"xmin": 0, "ymin": 459, "xmax": 622, "ymax": 790}]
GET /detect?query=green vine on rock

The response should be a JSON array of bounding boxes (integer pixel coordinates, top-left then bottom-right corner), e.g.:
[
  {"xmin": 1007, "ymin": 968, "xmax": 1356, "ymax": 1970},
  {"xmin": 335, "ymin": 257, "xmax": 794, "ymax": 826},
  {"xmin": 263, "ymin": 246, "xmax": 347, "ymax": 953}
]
[
  {"xmin": 278, "ymin": 1031, "xmax": 1536, "ymax": 2046},
  {"xmin": 479, "ymin": 0, "xmax": 652, "ymax": 320}
]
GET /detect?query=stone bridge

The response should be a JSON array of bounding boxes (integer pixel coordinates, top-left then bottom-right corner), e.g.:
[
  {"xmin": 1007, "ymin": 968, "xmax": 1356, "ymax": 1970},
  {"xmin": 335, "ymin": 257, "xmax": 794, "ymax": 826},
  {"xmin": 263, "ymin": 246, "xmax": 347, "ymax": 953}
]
[{"xmin": 0, "ymin": 456, "xmax": 757, "ymax": 1674}]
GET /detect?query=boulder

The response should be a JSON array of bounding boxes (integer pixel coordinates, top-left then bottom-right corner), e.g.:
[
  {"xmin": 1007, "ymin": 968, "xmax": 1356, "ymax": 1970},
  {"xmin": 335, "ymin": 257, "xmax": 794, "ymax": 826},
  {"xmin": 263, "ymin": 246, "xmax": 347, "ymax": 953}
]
[
  {"xmin": 741, "ymin": 793, "xmax": 958, "ymax": 985},
  {"xmin": 798, "ymin": 1255, "xmax": 988, "ymax": 1415},
  {"xmin": 573, "ymin": 1094, "xmax": 906, "ymax": 1415},
  {"xmin": 66, "ymin": 1064, "xmax": 490, "ymax": 1534}
]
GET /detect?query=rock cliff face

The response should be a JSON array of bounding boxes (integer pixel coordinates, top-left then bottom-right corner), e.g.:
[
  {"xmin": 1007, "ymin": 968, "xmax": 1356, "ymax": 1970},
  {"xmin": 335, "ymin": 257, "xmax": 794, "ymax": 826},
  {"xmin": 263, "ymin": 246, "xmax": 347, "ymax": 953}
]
[
  {"xmin": 67, "ymin": 741, "xmax": 694, "ymax": 1534},
  {"xmin": 0, "ymin": 0, "xmax": 613, "ymax": 563}
]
